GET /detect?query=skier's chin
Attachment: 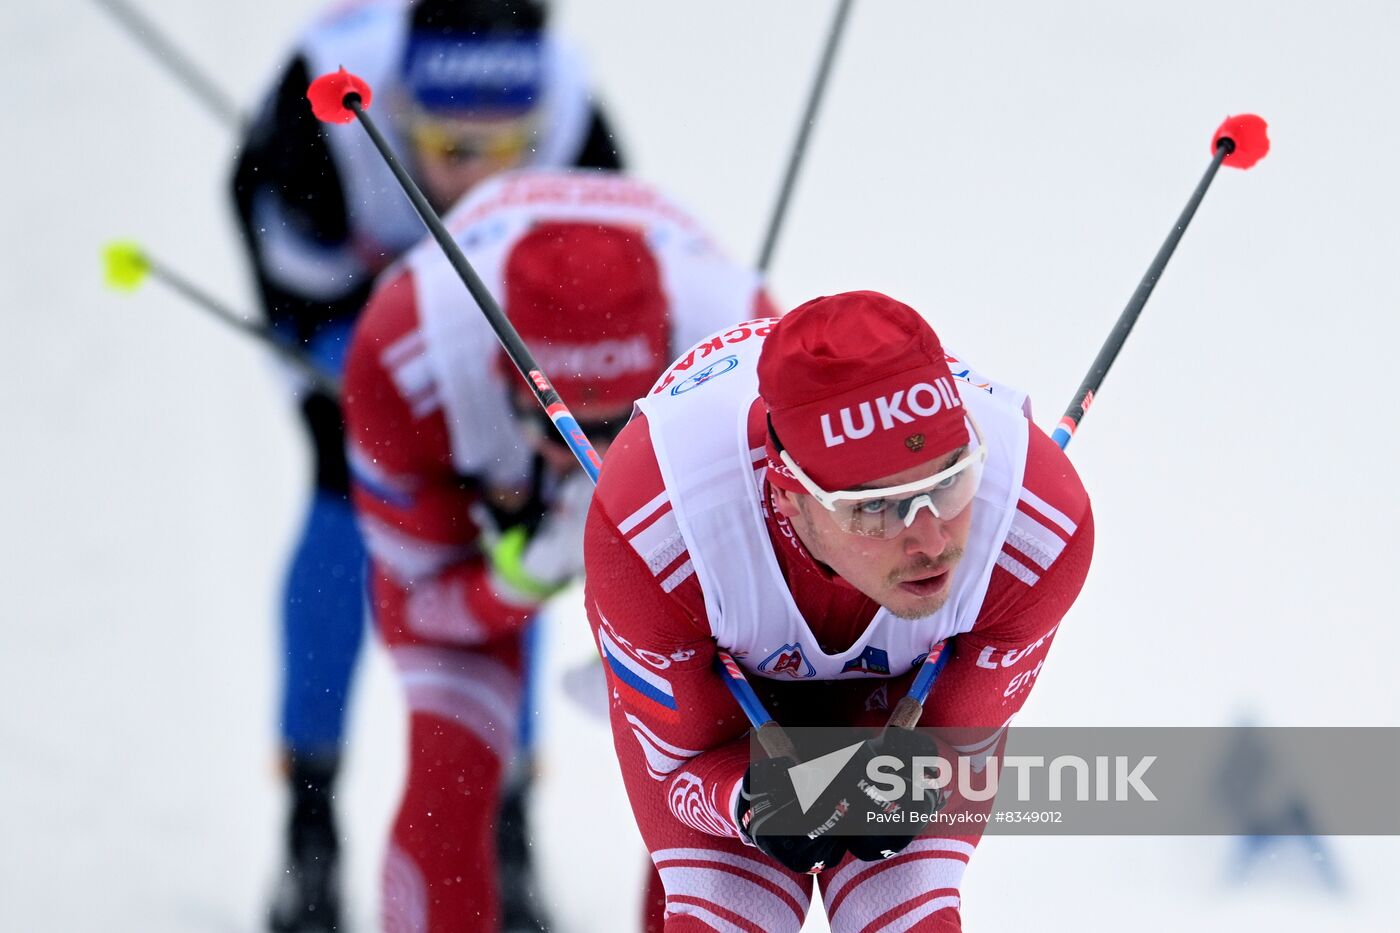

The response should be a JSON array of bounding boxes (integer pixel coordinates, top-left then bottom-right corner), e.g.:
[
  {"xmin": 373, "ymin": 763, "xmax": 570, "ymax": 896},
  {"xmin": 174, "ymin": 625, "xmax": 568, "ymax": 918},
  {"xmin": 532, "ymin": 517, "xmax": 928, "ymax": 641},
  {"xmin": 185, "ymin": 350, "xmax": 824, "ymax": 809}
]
[{"xmin": 882, "ymin": 587, "xmax": 954, "ymax": 621}]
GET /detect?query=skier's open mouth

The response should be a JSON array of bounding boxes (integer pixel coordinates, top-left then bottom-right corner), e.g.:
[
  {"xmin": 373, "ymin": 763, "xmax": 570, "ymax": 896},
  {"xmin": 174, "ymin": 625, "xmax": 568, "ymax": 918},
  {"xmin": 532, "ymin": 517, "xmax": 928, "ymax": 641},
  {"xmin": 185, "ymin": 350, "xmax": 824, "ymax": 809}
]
[{"xmin": 897, "ymin": 567, "xmax": 950, "ymax": 597}]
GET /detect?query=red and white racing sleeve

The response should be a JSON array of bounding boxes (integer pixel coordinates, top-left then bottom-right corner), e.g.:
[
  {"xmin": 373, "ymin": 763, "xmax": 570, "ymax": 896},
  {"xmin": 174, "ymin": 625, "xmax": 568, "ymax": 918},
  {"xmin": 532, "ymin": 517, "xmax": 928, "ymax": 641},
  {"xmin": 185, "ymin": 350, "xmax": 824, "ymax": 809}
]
[
  {"xmin": 584, "ymin": 415, "xmax": 757, "ymax": 842},
  {"xmin": 920, "ymin": 424, "xmax": 1095, "ymax": 735},
  {"xmin": 343, "ymin": 270, "xmax": 540, "ymax": 649}
]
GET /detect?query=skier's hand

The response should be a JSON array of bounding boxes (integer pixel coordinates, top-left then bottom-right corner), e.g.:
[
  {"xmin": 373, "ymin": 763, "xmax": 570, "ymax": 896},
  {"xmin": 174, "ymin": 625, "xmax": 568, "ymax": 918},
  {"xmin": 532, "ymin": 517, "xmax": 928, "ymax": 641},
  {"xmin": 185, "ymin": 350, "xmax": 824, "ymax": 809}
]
[
  {"xmin": 843, "ymin": 727, "xmax": 948, "ymax": 863},
  {"xmin": 737, "ymin": 756, "xmax": 852, "ymax": 874},
  {"xmin": 484, "ymin": 469, "xmax": 593, "ymax": 600},
  {"xmin": 738, "ymin": 727, "xmax": 950, "ymax": 872}
]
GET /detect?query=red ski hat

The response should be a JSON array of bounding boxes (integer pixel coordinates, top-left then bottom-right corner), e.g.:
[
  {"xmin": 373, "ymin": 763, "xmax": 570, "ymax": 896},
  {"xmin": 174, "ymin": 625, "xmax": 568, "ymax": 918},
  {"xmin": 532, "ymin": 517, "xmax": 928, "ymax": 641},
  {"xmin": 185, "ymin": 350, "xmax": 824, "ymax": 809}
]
[
  {"xmin": 504, "ymin": 221, "xmax": 669, "ymax": 407},
  {"xmin": 758, "ymin": 291, "xmax": 970, "ymax": 492}
]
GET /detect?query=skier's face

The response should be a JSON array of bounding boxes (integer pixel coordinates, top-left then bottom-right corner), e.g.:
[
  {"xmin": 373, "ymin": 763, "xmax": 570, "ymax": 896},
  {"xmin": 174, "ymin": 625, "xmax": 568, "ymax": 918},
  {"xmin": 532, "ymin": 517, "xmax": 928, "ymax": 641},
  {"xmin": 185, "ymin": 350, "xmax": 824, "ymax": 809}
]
[
  {"xmin": 407, "ymin": 111, "xmax": 534, "ymax": 210},
  {"xmin": 775, "ymin": 455, "xmax": 974, "ymax": 620}
]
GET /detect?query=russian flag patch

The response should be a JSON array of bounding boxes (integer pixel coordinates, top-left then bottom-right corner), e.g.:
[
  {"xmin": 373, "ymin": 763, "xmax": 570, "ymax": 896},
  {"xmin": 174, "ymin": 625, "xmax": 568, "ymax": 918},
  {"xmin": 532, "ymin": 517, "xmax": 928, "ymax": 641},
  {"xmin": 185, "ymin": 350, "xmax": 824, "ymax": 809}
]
[{"xmin": 599, "ymin": 627, "xmax": 678, "ymax": 718}]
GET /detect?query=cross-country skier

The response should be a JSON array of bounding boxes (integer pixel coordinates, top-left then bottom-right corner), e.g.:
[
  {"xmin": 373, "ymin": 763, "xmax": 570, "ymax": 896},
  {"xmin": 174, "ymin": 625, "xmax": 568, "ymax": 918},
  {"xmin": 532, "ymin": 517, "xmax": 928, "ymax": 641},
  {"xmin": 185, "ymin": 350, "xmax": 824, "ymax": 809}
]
[
  {"xmin": 228, "ymin": 1, "xmax": 624, "ymax": 928},
  {"xmin": 342, "ymin": 168, "xmax": 777, "ymax": 932},
  {"xmin": 584, "ymin": 291, "xmax": 1095, "ymax": 930}
]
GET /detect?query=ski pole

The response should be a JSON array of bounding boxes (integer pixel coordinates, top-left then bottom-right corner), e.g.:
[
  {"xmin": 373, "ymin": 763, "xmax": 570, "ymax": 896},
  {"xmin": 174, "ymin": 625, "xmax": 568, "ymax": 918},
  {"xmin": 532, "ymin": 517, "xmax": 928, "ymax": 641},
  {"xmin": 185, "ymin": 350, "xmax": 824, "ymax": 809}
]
[
  {"xmin": 1051, "ymin": 113, "xmax": 1271, "ymax": 449},
  {"xmin": 307, "ymin": 67, "xmax": 603, "ymax": 483},
  {"xmin": 755, "ymin": 0, "xmax": 856, "ymax": 273},
  {"xmin": 888, "ymin": 114, "xmax": 1272, "ymax": 732},
  {"xmin": 89, "ymin": 0, "xmax": 245, "ymax": 130},
  {"xmin": 884, "ymin": 642, "xmax": 953, "ymax": 730},
  {"xmin": 102, "ymin": 241, "xmax": 341, "ymax": 397},
  {"xmin": 306, "ymin": 67, "xmax": 800, "ymax": 756},
  {"xmin": 715, "ymin": 650, "xmax": 800, "ymax": 760}
]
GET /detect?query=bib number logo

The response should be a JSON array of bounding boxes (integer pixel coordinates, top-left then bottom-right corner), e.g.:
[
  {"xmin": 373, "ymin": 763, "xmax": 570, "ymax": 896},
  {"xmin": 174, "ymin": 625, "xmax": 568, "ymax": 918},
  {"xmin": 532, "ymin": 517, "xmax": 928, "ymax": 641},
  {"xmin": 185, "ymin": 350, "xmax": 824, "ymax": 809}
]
[
  {"xmin": 671, "ymin": 354, "xmax": 739, "ymax": 395},
  {"xmin": 758, "ymin": 643, "xmax": 816, "ymax": 679}
]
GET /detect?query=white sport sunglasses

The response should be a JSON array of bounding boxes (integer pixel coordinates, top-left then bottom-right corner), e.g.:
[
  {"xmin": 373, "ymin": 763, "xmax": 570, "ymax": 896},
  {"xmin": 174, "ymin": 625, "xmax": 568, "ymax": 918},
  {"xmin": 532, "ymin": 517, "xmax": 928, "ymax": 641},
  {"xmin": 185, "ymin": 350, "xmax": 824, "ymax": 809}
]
[{"xmin": 768, "ymin": 413, "xmax": 986, "ymax": 539}]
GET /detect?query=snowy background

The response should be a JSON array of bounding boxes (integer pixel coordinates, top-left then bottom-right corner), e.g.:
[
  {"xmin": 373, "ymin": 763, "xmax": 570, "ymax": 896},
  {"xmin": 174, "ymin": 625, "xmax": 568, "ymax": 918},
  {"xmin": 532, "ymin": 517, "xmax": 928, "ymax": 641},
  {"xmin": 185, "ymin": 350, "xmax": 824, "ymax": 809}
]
[{"xmin": 3, "ymin": 0, "xmax": 1398, "ymax": 929}]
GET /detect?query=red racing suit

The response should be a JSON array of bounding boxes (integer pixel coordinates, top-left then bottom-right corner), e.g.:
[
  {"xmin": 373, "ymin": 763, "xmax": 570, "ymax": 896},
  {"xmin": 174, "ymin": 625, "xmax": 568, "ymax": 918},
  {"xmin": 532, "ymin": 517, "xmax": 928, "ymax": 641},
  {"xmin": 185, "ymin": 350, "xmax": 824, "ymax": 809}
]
[
  {"xmin": 585, "ymin": 348, "xmax": 1093, "ymax": 932},
  {"xmin": 344, "ymin": 169, "xmax": 773, "ymax": 931}
]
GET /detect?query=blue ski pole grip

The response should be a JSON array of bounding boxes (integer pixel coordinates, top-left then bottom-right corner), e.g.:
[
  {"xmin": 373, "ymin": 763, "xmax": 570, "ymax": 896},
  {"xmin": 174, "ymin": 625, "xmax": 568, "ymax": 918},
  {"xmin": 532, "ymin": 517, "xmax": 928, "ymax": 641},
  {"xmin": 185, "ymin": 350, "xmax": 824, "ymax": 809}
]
[
  {"xmin": 716, "ymin": 648, "xmax": 801, "ymax": 761},
  {"xmin": 887, "ymin": 640, "xmax": 952, "ymax": 730},
  {"xmin": 715, "ymin": 649, "xmax": 772, "ymax": 730},
  {"xmin": 909, "ymin": 640, "xmax": 952, "ymax": 706},
  {"xmin": 546, "ymin": 403, "xmax": 602, "ymax": 484}
]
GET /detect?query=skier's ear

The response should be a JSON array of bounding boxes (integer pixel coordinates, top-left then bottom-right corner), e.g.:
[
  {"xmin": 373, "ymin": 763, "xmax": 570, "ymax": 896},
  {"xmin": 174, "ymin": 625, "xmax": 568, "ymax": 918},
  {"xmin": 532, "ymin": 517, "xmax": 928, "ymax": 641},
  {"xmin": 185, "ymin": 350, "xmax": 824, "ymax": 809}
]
[{"xmin": 771, "ymin": 486, "xmax": 803, "ymax": 520}]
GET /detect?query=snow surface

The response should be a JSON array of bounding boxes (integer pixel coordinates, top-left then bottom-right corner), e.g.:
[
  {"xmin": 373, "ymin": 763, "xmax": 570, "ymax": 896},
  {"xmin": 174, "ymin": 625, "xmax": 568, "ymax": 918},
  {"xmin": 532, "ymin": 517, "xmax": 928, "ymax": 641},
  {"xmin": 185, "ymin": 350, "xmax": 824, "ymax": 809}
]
[{"xmin": 3, "ymin": 0, "xmax": 1398, "ymax": 930}]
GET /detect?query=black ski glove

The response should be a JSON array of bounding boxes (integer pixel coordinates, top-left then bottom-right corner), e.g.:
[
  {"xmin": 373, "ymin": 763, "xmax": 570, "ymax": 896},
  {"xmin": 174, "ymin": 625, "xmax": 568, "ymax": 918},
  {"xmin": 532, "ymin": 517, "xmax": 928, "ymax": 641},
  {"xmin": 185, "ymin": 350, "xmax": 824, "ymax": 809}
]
[
  {"xmin": 843, "ymin": 727, "xmax": 948, "ymax": 863},
  {"xmin": 738, "ymin": 756, "xmax": 853, "ymax": 875}
]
